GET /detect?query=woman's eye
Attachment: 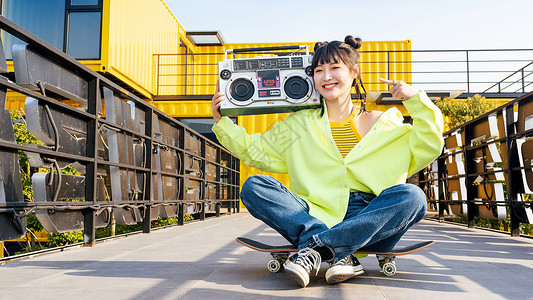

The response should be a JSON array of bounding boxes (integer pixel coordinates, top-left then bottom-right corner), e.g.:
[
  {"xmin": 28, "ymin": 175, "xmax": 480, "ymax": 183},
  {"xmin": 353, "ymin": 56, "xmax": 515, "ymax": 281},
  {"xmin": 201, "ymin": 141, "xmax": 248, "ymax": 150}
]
[{"xmin": 314, "ymin": 69, "xmax": 323, "ymax": 73}]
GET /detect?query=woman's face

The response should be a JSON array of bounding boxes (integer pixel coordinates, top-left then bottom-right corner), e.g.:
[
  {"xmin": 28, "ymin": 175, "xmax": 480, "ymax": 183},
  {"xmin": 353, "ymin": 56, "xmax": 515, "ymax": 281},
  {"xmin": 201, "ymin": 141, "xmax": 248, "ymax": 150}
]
[{"xmin": 313, "ymin": 60, "xmax": 358, "ymax": 103}]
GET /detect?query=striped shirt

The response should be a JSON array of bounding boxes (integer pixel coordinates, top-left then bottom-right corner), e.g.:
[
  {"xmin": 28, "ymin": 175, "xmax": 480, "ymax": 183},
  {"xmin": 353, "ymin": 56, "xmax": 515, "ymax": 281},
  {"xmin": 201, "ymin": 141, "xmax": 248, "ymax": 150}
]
[{"xmin": 330, "ymin": 108, "xmax": 363, "ymax": 158}]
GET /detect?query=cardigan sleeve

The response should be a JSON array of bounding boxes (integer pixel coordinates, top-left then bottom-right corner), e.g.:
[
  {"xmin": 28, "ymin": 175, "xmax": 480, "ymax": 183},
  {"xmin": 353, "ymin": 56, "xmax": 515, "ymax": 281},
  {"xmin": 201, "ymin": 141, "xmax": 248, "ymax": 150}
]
[
  {"xmin": 403, "ymin": 91, "xmax": 444, "ymax": 176},
  {"xmin": 211, "ymin": 116, "xmax": 289, "ymax": 174}
]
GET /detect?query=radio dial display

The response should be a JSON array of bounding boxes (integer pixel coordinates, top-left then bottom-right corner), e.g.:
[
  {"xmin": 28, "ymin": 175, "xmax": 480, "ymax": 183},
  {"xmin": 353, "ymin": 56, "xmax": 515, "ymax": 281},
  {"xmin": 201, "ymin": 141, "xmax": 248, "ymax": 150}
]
[{"xmin": 257, "ymin": 70, "xmax": 280, "ymax": 89}]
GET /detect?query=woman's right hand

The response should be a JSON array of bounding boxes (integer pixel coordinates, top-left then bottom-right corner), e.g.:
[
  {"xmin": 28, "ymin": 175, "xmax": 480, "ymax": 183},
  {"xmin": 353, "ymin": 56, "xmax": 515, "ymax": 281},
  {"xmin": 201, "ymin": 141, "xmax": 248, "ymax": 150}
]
[{"xmin": 211, "ymin": 81, "xmax": 224, "ymax": 123}]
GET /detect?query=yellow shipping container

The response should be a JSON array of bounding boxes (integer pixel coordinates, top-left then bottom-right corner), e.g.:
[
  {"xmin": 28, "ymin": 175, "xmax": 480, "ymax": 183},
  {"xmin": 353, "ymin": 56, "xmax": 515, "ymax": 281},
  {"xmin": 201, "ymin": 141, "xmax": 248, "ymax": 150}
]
[{"xmin": 100, "ymin": 0, "xmax": 188, "ymax": 98}]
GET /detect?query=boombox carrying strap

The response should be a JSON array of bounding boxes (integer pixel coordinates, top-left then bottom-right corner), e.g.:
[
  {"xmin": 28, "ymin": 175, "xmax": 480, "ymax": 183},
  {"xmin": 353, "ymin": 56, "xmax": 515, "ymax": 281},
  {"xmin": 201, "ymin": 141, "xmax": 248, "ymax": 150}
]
[{"xmin": 224, "ymin": 45, "xmax": 309, "ymax": 59}]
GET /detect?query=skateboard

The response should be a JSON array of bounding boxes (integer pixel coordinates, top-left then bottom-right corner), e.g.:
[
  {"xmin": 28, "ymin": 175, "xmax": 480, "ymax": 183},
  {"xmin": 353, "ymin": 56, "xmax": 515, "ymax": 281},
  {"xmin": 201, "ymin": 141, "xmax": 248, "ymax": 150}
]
[{"xmin": 236, "ymin": 237, "xmax": 434, "ymax": 276}]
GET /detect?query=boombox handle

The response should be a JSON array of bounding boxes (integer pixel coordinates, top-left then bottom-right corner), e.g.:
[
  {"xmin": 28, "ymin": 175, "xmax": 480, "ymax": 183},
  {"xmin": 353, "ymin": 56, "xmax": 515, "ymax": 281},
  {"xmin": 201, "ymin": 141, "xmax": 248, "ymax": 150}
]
[{"xmin": 224, "ymin": 45, "xmax": 309, "ymax": 60}]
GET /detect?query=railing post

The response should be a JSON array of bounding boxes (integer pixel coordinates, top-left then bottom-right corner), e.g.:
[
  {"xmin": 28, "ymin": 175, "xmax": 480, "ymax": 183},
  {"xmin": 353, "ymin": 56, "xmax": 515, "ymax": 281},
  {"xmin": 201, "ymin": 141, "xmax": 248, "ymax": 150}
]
[
  {"xmin": 156, "ymin": 55, "xmax": 160, "ymax": 96},
  {"xmin": 235, "ymin": 157, "xmax": 241, "ymax": 213},
  {"xmin": 505, "ymin": 106, "xmax": 521, "ymax": 236},
  {"xmin": 178, "ymin": 204, "xmax": 184, "ymax": 225},
  {"xmin": 84, "ymin": 78, "xmax": 99, "ymax": 247},
  {"xmin": 184, "ymin": 50, "xmax": 188, "ymax": 95},
  {"xmin": 143, "ymin": 107, "xmax": 153, "ymax": 234},
  {"xmin": 200, "ymin": 200, "xmax": 206, "ymax": 221},
  {"xmin": 83, "ymin": 208, "xmax": 96, "ymax": 247},
  {"xmin": 463, "ymin": 124, "xmax": 476, "ymax": 228},
  {"xmin": 466, "ymin": 50, "xmax": 470, "ymax": 93},
  {"xmin": 522, "ymin": 68, "xmax": 525, "ymax": 93},
  {"xmin": 143, "ymin": 206, "xmax": 151, "ymax": 234},
  {"xmin": 438, "ymin": 156, "xmax": 446, "ymax": 222}
]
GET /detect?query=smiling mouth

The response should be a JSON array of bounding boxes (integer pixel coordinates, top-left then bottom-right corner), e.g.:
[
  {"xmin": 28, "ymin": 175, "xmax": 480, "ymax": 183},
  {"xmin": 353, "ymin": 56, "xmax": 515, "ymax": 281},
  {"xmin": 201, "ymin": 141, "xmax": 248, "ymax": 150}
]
[{"xmin": 323, "ymin": 83, "xmax": 338, "ymax": 89}]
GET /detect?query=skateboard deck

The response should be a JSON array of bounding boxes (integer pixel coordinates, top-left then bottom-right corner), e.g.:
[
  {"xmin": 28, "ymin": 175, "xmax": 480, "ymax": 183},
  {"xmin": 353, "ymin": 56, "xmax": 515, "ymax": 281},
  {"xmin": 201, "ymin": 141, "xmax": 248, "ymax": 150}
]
[{"xmin": 236, "ymin": 237, "xmax": 434, "ymax": 276}]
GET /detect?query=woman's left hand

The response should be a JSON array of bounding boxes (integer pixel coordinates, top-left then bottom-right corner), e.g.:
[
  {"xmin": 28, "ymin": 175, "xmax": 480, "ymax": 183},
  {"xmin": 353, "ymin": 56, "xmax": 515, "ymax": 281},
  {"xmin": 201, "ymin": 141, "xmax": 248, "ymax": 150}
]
[{"xmin": 379, "ymin": 78, "xmax": 419, "ymax": 100}]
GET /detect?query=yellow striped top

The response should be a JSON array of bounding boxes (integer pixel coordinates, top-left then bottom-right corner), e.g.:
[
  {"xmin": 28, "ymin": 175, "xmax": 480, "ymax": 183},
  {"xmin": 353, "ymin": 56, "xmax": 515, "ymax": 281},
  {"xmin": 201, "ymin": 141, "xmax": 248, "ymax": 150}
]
[{"xmin": 330, "ymin": 108, "xmax": 363, "ymax": 158}]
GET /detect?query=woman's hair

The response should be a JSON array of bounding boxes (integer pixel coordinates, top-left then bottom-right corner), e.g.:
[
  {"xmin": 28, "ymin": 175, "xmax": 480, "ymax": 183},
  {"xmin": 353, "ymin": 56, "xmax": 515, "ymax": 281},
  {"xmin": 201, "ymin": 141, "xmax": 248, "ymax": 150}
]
[{"xmin": 311, "ymin": 35, "xmax": 367, "ymax": 117}]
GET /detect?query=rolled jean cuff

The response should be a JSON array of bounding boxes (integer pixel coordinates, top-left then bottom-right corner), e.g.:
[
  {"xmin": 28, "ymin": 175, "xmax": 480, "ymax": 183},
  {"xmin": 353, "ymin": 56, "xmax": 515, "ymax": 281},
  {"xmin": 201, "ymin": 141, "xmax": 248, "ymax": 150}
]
[{"xmin": 313, "ymin": 234, "xmax": 324, "ymax": 247}]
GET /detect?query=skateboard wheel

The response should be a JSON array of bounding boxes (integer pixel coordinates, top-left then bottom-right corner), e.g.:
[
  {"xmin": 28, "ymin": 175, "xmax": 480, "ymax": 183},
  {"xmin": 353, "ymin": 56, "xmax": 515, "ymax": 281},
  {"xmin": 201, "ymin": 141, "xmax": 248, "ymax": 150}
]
[
  {"xmin": 382, "ymin": 262, "xmax": 396, "ymax": 276},
  {"xmin": 267, "ymin": 259, "xmax": 282, "ymax": 273}
]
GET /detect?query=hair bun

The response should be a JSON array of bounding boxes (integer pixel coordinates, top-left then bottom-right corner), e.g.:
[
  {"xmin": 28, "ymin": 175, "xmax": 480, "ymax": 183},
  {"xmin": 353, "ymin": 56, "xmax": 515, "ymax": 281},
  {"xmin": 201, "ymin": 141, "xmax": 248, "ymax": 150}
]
[
  {"xmin": 344, "ymin": 35, "xmax": 362, "ymax": 50},
  {"xmin": 314, "ymin": 41, "xmax": 327, "ymax": 52}
]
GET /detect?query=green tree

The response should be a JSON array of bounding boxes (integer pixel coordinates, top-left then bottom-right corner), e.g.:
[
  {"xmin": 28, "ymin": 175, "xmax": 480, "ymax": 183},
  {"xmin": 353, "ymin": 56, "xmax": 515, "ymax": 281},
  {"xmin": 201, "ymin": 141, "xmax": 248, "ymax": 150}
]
[{"xmin": 434, "ymin": 94, "xmax": 500, "ymax": 131}]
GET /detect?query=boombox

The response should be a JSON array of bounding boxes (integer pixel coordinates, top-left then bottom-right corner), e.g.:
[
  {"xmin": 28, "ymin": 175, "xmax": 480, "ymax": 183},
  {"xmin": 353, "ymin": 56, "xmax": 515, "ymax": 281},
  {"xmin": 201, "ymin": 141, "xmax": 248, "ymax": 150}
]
[{"xmin": 218, "ymin": 46, "xmax": 321, "ymax": 116}]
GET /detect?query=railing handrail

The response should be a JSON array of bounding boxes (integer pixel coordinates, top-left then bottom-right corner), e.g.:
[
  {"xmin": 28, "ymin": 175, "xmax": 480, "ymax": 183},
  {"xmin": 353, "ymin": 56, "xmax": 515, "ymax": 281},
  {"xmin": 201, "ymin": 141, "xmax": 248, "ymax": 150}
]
[
  {"xmin": 482, "ymin": 60, "xmax": 533, "ymax": 93},
  {"xmin": 153, "ymin": 49, "xmax": 533, "ymax": 97}
]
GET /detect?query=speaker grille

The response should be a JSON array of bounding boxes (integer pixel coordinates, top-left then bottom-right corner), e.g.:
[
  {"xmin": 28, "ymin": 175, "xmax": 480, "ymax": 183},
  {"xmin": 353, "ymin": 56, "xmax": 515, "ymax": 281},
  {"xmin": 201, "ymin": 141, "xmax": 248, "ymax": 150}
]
[
  {"xmin": 284, "ymin": 76, "xmax": 309, "ymax": 100},
  {"xmin": 230, "ymin": 78, "xmax": 254, "ymax": 102}
]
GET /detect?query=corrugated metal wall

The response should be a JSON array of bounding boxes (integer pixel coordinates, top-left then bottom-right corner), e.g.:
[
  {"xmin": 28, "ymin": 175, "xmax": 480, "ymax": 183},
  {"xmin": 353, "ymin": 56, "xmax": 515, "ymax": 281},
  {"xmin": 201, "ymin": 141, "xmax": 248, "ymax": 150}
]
[
  {"xmin": 102, "ymin": 0, "xmax": 184, "ymax": 98},
  {"xmin": 361, "ymin": 40, "xmax": 412, "ymax": 92},
  {"xmin": 153, "ymin": 101, "xmax": 212, "ymax": 117}
]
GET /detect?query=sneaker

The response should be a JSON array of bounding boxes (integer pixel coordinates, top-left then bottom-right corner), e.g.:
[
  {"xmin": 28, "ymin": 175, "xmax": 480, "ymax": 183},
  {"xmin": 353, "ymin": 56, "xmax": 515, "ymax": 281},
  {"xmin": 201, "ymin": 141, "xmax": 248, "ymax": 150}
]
[
  {"xmin": 325, "ymin": 254, "xmax": 365, "ymax": 284},
  {"xmin": 284, "ymin": 247, "xmax": 322, "ymax": 287}
]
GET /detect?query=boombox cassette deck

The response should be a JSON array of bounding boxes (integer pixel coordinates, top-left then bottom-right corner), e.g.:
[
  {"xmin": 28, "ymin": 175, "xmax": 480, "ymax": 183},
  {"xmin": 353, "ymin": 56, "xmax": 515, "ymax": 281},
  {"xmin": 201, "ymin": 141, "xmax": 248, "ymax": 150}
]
[{"xmin": 218, "ymin": 46, "xmax": 321, "ymax": 116}]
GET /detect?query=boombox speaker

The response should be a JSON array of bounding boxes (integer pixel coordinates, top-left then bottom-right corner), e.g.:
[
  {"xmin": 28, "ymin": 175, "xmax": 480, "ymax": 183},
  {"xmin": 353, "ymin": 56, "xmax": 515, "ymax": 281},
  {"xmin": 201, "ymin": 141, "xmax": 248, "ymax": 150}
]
[{"xmin": 218, "ymin": 46, "xmax": 321, "ymax": 116}]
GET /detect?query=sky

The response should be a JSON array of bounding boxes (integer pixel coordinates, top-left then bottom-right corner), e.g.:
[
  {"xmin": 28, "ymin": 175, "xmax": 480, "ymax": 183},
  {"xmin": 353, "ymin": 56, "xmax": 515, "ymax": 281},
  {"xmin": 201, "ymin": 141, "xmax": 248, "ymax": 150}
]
[{"xmin": 165, "ymin": 0, "xmax": 533, "ymax": 50}]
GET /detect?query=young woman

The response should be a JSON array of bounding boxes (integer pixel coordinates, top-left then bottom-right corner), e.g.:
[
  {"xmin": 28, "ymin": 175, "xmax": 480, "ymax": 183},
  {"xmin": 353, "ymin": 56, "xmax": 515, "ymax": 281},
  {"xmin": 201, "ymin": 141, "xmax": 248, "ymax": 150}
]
[{"xmin": 210, "ymin": 36, "xmax": 444, "ymax": 288}]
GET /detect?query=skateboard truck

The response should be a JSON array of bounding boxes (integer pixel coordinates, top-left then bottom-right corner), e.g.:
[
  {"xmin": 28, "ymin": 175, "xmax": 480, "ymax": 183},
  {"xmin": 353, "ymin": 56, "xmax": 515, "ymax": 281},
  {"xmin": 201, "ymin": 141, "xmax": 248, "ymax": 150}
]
[
  {"xmin": 267, "ymin": 252, "xmax": 290, "ymax": 273},
  {"xmin": 376, "ymin": 255, "xmax": 397, "ymax": 276}
]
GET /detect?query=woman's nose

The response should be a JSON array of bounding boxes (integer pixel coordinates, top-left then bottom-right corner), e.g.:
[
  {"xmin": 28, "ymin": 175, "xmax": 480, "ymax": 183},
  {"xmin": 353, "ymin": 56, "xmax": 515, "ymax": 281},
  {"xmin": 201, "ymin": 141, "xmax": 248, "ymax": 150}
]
[{"xmin": 323, "ymin": 69, "xmax": 332, "ymax": 80}]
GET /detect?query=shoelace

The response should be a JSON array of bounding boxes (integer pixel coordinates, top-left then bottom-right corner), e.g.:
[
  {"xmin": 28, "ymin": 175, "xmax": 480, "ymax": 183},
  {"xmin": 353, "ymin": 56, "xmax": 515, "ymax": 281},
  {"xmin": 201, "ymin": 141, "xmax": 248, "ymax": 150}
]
[
  {"xmin": 330, "ymin": 255, "xmax": 352, "ymax": 267},
  {"xmin": 294, "ymin": 248, "xmax": 322, "ymax": 275}
]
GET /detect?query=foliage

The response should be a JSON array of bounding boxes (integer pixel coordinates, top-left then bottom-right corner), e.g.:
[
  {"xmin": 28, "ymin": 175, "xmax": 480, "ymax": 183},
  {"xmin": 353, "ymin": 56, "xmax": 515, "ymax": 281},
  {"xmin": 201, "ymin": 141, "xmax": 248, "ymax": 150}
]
[
  {"xmin": 11, "ymin": 110, "xmax": 44, "ymax": 201},
  {"xmin": 47, "ymin": 231, "xmax": 84, "ymax": 247},
  {"xmin": 151, "ymin": 215, "xmax": 194, "ymax": 227},
  {"xmin": 14, "ymin": 245, "xmax": 44, "ymax": 255},
  {"xmin": 16, "ymin": 213, "xmax": 196, "ymax": 254},
  {"xmin": 520, "ymin": 223, "xmax": 533, "ymax": 235},
  {"xmin": 434, "ymin": 94, "xmax": 500, "ymax": 131},
  {"xmin": 453, "ymin": 215, "xmax": 533, "ymax": 236},
  {"xmin": 26, "ymin": 213, "xmax": 44, "ymax": 232}
]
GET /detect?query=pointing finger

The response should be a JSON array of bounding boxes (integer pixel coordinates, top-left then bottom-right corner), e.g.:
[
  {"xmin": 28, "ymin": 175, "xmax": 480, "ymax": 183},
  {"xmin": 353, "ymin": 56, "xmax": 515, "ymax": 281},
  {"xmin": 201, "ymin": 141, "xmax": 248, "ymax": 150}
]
[{"xmin": 379, "ymin": 78, "xmax": 394, "ymax": 86}]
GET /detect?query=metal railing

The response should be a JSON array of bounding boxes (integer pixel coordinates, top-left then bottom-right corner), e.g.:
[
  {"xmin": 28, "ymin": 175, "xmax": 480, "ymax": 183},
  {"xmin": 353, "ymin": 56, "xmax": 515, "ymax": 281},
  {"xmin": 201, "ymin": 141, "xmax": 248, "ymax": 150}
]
[
  {"xmin": 416, "ymin": 91, "xmax": 533, "ymax": 236},
  {"xmin": 482, "ymin": 60, "xmax": 533, "ymax": 93},
  {"xmin": 153, "ymin": 49, "xmax": 533, "ymax": 99},
  {"xmin": 0, "ymin": 16, "xmax": 240, "ymax": 250}
]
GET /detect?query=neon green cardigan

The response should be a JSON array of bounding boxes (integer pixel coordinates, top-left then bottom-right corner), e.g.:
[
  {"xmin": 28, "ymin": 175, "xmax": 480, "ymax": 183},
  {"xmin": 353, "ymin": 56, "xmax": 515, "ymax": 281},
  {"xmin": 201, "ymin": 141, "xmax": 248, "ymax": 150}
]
[{"xmin": 212, "ymin": 91, "xmax": 444, "ymax": 228}]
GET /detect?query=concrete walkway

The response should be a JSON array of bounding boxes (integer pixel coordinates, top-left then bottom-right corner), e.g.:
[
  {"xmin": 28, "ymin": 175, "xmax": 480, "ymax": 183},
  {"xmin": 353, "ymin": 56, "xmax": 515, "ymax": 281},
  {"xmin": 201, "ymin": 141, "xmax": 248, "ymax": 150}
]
[{"xmin": 1, "ymin": 213, "xmax": 532, "ymax": 299}]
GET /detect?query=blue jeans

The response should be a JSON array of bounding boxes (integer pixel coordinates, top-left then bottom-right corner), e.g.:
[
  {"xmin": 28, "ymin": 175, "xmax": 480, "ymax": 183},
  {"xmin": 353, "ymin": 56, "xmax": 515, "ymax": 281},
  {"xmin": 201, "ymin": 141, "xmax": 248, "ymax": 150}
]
[{"xmin": 240, "ymin": 175, "xmax": 427, "ymax": 262}]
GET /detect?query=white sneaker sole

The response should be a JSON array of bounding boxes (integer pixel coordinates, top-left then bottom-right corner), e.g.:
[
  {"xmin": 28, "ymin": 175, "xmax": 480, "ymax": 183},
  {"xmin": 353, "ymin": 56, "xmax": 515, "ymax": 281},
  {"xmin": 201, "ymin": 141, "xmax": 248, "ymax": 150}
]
[
  {"xmin": 284, "ymin": 261, "xmax": 310, "ymax": 287},
  {"xmin": 325, "ymin": 265, "xmax": 365, "ymax": 284}
]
